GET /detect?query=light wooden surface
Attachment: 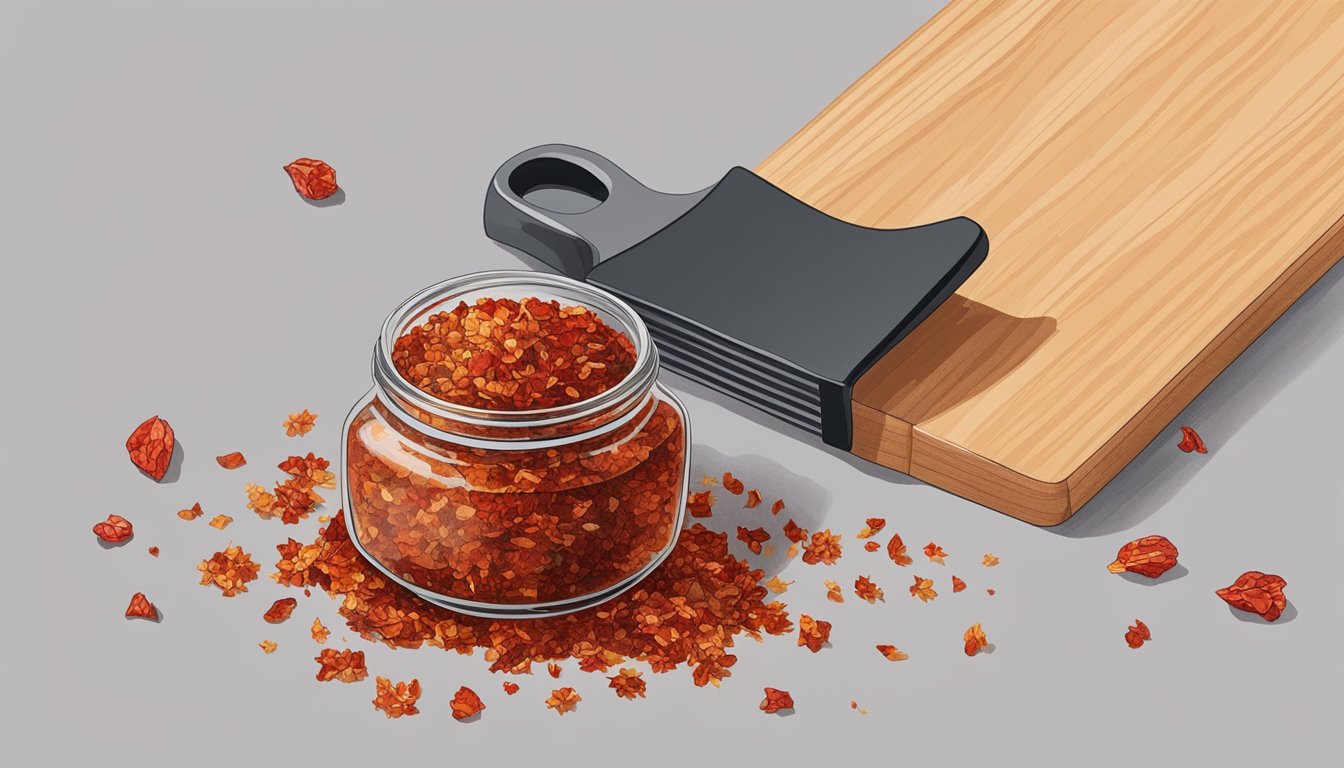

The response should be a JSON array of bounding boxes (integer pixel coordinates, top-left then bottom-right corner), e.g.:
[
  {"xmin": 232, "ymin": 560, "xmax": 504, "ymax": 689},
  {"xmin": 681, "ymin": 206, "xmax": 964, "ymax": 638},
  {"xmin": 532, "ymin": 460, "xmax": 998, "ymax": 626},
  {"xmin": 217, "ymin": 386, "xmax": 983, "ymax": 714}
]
[{"xmin": 757, "ymin": 0, "xmax": 1344, "ymax": 524}]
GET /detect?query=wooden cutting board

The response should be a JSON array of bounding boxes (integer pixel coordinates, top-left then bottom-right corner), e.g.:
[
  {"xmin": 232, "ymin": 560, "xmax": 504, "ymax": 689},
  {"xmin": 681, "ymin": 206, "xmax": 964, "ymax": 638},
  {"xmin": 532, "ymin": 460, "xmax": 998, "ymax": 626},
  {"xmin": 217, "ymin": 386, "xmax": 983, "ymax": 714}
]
[{"xmin": 756, "ymin": 0, "xmax": 1344, "ymax": 525}]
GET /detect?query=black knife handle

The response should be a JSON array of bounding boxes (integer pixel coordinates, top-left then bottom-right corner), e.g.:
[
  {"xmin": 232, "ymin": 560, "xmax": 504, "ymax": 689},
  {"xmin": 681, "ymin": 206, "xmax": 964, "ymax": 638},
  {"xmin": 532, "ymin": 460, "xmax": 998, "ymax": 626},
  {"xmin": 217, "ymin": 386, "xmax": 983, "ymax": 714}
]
[{"xmin": 484, "ymin": 144, "xmax": 707, "ymax": 279}]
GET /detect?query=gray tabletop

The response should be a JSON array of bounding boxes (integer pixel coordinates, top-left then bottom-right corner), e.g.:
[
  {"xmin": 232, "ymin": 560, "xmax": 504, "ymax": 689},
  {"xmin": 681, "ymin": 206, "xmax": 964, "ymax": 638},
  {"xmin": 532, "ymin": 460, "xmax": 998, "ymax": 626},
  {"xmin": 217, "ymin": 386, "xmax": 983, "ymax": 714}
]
[{"xmin": 2, "ymin": 2, "xmax": 1341, "ymax": 766}]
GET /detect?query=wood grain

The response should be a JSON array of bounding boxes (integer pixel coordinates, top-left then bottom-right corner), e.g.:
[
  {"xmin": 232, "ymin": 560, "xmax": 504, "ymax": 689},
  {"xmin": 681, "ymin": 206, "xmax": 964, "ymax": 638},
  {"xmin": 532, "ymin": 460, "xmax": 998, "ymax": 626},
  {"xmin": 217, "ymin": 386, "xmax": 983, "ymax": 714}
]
[{"xmin": 757, "ymin": 0, "xmax": 1344, "ymax": 525}]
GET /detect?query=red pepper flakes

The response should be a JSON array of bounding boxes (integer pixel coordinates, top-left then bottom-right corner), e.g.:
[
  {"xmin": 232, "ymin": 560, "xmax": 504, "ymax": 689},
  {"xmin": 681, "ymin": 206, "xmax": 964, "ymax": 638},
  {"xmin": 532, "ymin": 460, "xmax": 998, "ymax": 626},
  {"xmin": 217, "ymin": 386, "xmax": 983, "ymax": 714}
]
[
  {"xmin": 765, "ymin": 576, "xmax": 793, "ymax": 594},
  {"xmin": 279, "ymin": 452, "xmax": 336, "ymax": 489},
  {"xmin": 126, "ymin": 416, "xmax": 175, "ymax": 481},
  {"xmin": 782, "ymin": 519, "xmax": 808, "ymax": 544},
  {"xmin": 208, "ymin": 514, "xmax": 233, "ymax": 530},
  {"xmin": 215, "ymin": 452, "xmax": 247, "ymax": 470},
  {"xmin": 178, "ymin": 502, "xmax": 205, "ymax": 521},
  {"xmin": 770, "ymin": 499, "xmax": 785, "ymax": 516},
  {"xmin": 923, "ymin": 542, "xmax": 948, "ymax": 564},
  {"xmin": 964, "ymin": 623, "xmax": 988, "ymax": 656},
  {"xmin": 546, "ymin": 687, "xmax": 581, "ymax": 716},
  {"xmin": 148, "ymin": 546, "xmax": 160, "ymax": 557},
  {"xmin": 1125, "ymin": 619, "xmax": 1152, "ymax": 649},
  {"xmin": 608, "ymin": 668, "xmax": 646, "ymax": 700},
  {"xmin": 502, "ymin": 681, "xmax": 520, "ymax": 696},
  {"xmin": 760, "ymin": 687, "xmax": 794, "ymax": 714},
  {"xmin": 264, "ymin": 597, "xmax": 298, "ymax": 624},
  {"xmin": 797, "ymin": 614, "xmax": 831, "ymax": 652},
  {"xmin": 854, "ymin": 575, "xmax": 884, "ymax": 603},
  {"xmin": 687, "ymin": 490, "xmax": 716, "ymax": 518},
  {"xmin": 856, "ymin": 517, "xmax": 886, "ymax": 539},
  {"xmin": 125, "ymin": 592, "xmax": 158, "ymax": 620},
  {"xmin": 801, "ymin": 529, "xmax": 842, "ymax": 565},
  {"xmin": 863, "ymin": 541, "xmax": 880, "ymax": 552},
  {"xmin": 372, "ymin": 677, "xmax": 421, "ymax": 718},
  {"xmin": 876, "ymin": 644, "xmax": 908, "ymax": 662},
  {"xmin": 450, "ymin": 686, "xmax": 487, "ymax": 721},
  {"xmin": 1108, "ymin": 536, "xmax": 1179, "ymax": 578},
  {"xmin": 315, "ymin": 648, "xmax": 368, "ymax": 683},
  {"xmin": 744, "ymin": 489, "xmax": 763, "ymax": 509},
  {"xmin": 283, "ymin": 409, "xmax": 317, "ymax": 437},
  {"xmin": 886, "ymin": 533, "xmax": 913, "ymax": 566},
  {"xmin": 92, "ymin": 514, "xmax": 134, "ymax": 543},
  {"xmin": 198, "ymin": 545, "xmax": 260, "ymax": 596},
  {"xmin": 259, "ymin": 640, "xmax": 278, "ymax": 654},
  {"xmin": 245, "ymin": 484, "xmax": 279, "ymax": 519},
  {"xmin": 283, "ymin": 158, "xmax": 338, "ymax": 200},
  {"xmin": 274, "ymin": 477, "xmax": 322, "ymax": 525},
  {"xmin": 1216, "ymin": 571, "xmax": 1288, "ymax": 621},
  {"xmin": 272, "ymin": 514, "xmax": 792, "ymax": 688},
  {"xmin": 824, "ymin": 580, "xmax": 844, "ymax": 603},
  {"xmin": 311, "ymin": 617, "xmax": 330, "ymax": 644},
  {"xmin": 982, "ymin": 553, "xmax": 1000, "ymax": 567},
  {"xmin": 1176, "ymin": 425, "xmax": 1208, "ymax": 454},
  {"xmin": 952, "ymin": 575, "xmax": 967, "ymax": 593},
  {"xmin": 987, "ymin": 588, "xmax": 996, "ymax": 596},
  {"xmin": 547, "ymin": 662, "xmax": 562, "ymax": 678},
  {"xmin": 736, "ymin": 526, "xmax": 770, "ymax": 555},
  {"xmin": 722, "ymin": 472, "xmax": 745, "ymax": 495},
  {"xmin": 910, "ymin": 576, "xmax": 937, "ymax": 603}
]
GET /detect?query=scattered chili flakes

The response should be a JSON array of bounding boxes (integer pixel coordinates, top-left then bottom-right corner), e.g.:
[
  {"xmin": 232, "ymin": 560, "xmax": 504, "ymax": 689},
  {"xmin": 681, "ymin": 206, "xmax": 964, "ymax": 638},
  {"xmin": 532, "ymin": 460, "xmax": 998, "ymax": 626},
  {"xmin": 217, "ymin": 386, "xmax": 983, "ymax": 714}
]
[
  {"xmin": 687, "ymin": 490, "xmax": 716, "ymax": 518},
  {"xmin": 450, "ymin": 686, "xmax": 487, "ymax": 721},
  {"xmin": 198, "ymin": 545, "xmax": 260, "ymax": 596},
  {"xmin": 764, "ymin": 576, "xmax": 793, "ymax": 595},
  {"xmin": 964, "ymin": 623, "xmax": 988, "ymax": 656},
  {"xmin": 92, "ymin": 514, "xmax": 134, "ymax": 543},
  {"xmin": 315, "ymin": 648, "xmax": 368, "ymax": 682},
  {"xmin": 770, "ymin": 499, "xmax": 785, "ymax": 516},
  {"xmin": 824, "ymin": 580, "xmax": 845, "ymax": 603},
  {"xmin": 850, "ymin": 700, "xmax": 868, "ymax": 715},
  {"xmin": 264, "ymin": 597, "xmax": 298, "ymax": 624},
  {"xmin": 259, "ymin": 640, "xmax": 278, "ymax": 654},
  {"xmin": 245, "ymin": 484, "xmax": 279, "ymax": 519},
  {"xmin": 876, "ymin": 644, "xmax": 908, "ymax": 662},
  {"xmin": 502, "ymin": 681, "xmax": 520, "ymax": 696},
  {"xmin": 279, "ymin": 452, "xmax": 336, "ymax": 489},
  {"xmin": 722, "ymin": 472, "xmax": 745, "ymax": 495},
  {"xmin": 274, "ymin": 477, "xmax": 321, "ymax": 524},
  {"xmin": 283, "ymin": 409, "xmax": 317, "ymax": 437},
  {"xmin": 283, "ymin": 158, "xmax": 338, "ymax": 201},
  {"xmin": 982, "ymin": 553, "xmax": 1000, "ymax": 567},
  {"xmin": 178, "ymin": 502, "xmax": 204, "ymax": 521},
  {"xmin": 744, "ymin": 489, "xmax": 762, "ymax": 509},
  {"xmin": 952, "ymin": 575, "xmax": 967, "ymax": 593},
  {"xmin": 125, "ymin": 592, "xmax": 158, "ymax": 620},
  {"xmin": 910, "ymin": 576, "xmax": 937, "ymax": 603},
  {"xmin": 923, "ymin": 542, "xmax": 948, "ymax": 564},
  {"xmin": 1125, "ymin": 619, "xmax": 1152, "ymax": 649},
  {"xmin": 886, "ymin": 533, "xmax": 913, "ymax": 566},
  {"xmin": 1176, "ymin": 425, "xmax": 1208, "ymax": 454},
  {"xmin": 782, "ymin": 519, "xmax": 808, "ymax": 543},
  {"xmin": 854, "ymin": 575, "xmax": 884, "ymax": 603},
  {"xmin": 148, "ymin": 546, "xmax": 159, "ymax": 557},
  {"xmin": 126, "ymin": 415, "xmax": 175, "ymax": 481},
  {"xmin": 209, "ymin": 514, "xmax": 233, "ymax": 530},
  {"xmin": 608, "ymin": 668, "xmax": 646, "ymax": 700},
  {"xmin": 311, "ymin": 617, "xmax": 330, "ymax": 643},
  {"xmin": 1108, "ymin": 535, "xmax": 1179, "ymax": 579},
  {"xmin": 547, "ymin": 662, "xmax": 562, "ymax": 678},
  {"xmin": 372, "ymin": 677, "xmax": 422, "ymax": 718},
  {"xmin": 1216, "ymin": 571, "xmax": 1288, "ymax": 622},
  {"xmin": 802, "ymin": 529, "xmax": 842, "ymax": 565},
  {"xmin": 863, "ymin": 541, "xmax": 880, "ymax": 552},
  {"xmin": 797, "ymin": 614, "xmax": 831, "ymax": 652},
  {"xmin": 546, "ymin": 687, "xmax": 581, "ymax": 716},
  {"xmin": 216, "ymin": 452, "xmax": 247, "ymax": 470},
  {"xmin": 736, "ymin": 526, "xmax": 770, "ymax": 555},
  {"xmin": 760, "ymin": 687, "xmax": 794, "ymax": 714},
  {"xmin": 856, "ymin": 517, "xmax": 886, "ymax": 539}
]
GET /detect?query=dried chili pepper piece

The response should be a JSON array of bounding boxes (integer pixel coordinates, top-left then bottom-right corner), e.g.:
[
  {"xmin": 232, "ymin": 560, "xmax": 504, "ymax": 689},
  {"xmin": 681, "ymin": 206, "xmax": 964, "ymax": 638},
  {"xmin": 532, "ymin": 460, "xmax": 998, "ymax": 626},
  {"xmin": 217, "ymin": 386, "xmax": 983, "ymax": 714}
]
[
  {"xmin": 964, "ymin": 623, "xmax": 988, "ymax": 656},
  {"xmin": 687, "ymin": 490, "xmax": 716, "ymax": 518},
  {"xmin": 1216, "ymin": 571, "xmax": 1288, "ymax": 621},
  {"xmin": 126, "ymin": 416, "xmax": 175, "ymax": 481},
  {"xmin": 450, "ymin": 686, "xmax": 486, "ymax": 721},
  {"xmin": 797, "ymin": 614, "xmax": 831, "ymax": 652},
  {"xmin": 824, "ymin": 580, "xmax": 845, "ymax": 603},
  {"xmin": 876, "ymin": 644, "xmax": 909, "ymax": 662},
  {"xmin": 125, "ymin": 592, "xmax": 158, "ymax": 620},
  {"xmin": 923, "ymin": 542, "xmax": 948, "ymax": 564},
  {"xmin": 987, "ymin": 588, "xmax": 996, "ymax": 596},
  {"xmin": 782, "ymin": 519, "xmax": 808, "ymax": 544},
  {"xmin": 856, "ymin": 517, "xmax": 886, "ymax": 539},
  {"xmin": 910, "ymin": 576, "xmax": 937, "ymax": 602},
  {"xmin": 854, "ymin": 575, "xmax": 884, "ymax": 603},
  {"xmin": 274, "ymin": 477, "xmax": 320, "ymax": 524},
  {"xmin": 283, "ymin": 409, "xmax": 317, "ymax": 437},
  {"xmin": 701, "ymin": 474, "xmax": 718, "ymax": 486},
  {"xmin": 1108, "ymin": 535, "xmax": 1179, "ymax": 578},
  {"xmin": 1125, "ymin": 619, "xmax": 1151, "ymax": 649},
  {"xmin": 315, "ymin": 648, "xmax": 368, "ymax": 682},
  {"xmin": 279, "ymin": 453, "xmax": 334, "ymax": 487},
  {"xmin": 982, "ymin": 553, "xmax": 1000, "ymax": 567},
  {"xmin": 1176, "ymin": 425, "xmax": 1208, "ymax": 454},
  {"xmin": 546, "ymin": 662, "xmax": 562, "ymax": 678},
  {"xmin": 546, "ymin": 687, "xmax": 581, "ymax": 715},
  {"xmin": 744, "ymin": 489, "xmax": 762, "ymax": 508},
  {"xmin": 198, "ymin": 545, "xmax": 260, "ymax": 596},
  {"xmin": 263, "ymin": 597, "xmax": 298, "ymax": 624},
  {"xmin": 765, "ymin": 576, "xmax": 792, "ymax": 594},
  {"xmin": 215, "ymin": 452, "xmax": 247, "ymax": 470},
  {"xmin": 148, "ymin": 546, "xmax": 159, "ymax": 557},
  {"xmin": 259, "ymin": 640, "xmax": 278, "ymax": 654},
  {"xmin": 283, "ymin": 158, "xmax": 338, "ymax": 201},
  {"xmin": 502, "ymin": 681, "xmax": 520, "ymax": 696},
  {"xmin": 887, "ymin": 533, "xmax": 913, "ymax": 566},
  {"xmin": 92, "ymin": 514, "xmax": 134, "ymax": 543},
  {"xmin": 736, "ymin": 526, "xmax": 770, "ymax": 555},
  {"xmin": 311, "ymin": 617, "xmax": 330, "ymax": 643},
  {"xmin": 863, "ymin": 541, "xmax": 879, "ymax": 552},
  {"xmin": 608, "ymin": 668, "xmax": 646, "ymax": 700},
  {"xmin": 770, "ymin": 499, "xmax": 785, "ymax": 515},
  {"xmin": 760, "ymin": 687, "xmax": 794, "ymax": 714},
  {"xmin": 178, "ymin": 502, "xmax": 204, "ymax": 521},
  {"xmin": 372, "ymin": 677, "xmax": 421, "ymax": 718},
  {"xmin": 208, "ymin": 514, "xmax": 233, "ymax": 530},
  {"xmin": 802, "ymin": 529, "xmax": 842, "ymax": 565},
  {"xmin": 722, "ymin": 472, "xmax": 745, "ymax": 495},
  {"xmin": 952, "ymin": 575, "xmax": 967, "ymax": 593}
]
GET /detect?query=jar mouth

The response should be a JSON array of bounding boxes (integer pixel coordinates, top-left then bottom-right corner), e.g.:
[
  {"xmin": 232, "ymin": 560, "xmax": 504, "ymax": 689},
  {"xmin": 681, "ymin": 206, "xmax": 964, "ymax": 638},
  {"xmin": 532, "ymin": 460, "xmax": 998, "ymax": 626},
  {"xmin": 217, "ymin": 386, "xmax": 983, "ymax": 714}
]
[{"xmin": 373, "ymin": 270, "xmax": 658, "ymax": 431}]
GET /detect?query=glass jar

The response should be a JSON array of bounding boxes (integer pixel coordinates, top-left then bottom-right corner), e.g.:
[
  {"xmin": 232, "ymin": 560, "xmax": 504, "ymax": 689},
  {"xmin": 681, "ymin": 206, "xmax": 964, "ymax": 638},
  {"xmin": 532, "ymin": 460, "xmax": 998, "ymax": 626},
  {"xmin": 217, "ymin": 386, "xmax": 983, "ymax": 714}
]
[{"xmin": 341, "ymin": 271, "xmax": 689, "ymax": 618}]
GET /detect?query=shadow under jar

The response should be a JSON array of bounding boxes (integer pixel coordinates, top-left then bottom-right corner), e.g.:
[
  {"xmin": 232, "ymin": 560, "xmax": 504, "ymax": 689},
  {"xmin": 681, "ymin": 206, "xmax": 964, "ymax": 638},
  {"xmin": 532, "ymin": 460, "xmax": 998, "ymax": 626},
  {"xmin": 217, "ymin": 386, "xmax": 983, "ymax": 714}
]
[{"xmin": 342, "ymin": 271, "xmax": 689, "ymax": 618}]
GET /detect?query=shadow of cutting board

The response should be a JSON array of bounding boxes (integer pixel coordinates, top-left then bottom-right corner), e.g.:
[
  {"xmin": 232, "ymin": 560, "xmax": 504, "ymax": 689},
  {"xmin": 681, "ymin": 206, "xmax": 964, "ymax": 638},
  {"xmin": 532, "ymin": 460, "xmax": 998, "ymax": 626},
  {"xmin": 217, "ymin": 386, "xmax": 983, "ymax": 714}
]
[{"xmin": 756, "ymin": 0, "xmax": 1344, "ymax": 525}]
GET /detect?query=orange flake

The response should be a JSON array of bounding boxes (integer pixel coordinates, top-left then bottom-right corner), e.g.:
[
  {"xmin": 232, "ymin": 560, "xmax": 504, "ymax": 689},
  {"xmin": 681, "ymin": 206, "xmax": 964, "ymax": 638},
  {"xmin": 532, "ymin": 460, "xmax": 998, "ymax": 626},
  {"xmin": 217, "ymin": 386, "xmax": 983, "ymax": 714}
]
[
  {"xmin": 770, "ymin": 499, "xmax": 785, "ymax": 515},
  {"xmin": 315, "ymin": 648, "xmax": 368, "ymax": 682},
  {"xmin": 864, "ymin": 541, "xmax": 880, "ymax": 552},
  {"xmin": 802, "ymin": 529, "xmax": 842, "ymax": 565},
  {"xmin": 854, "ymin": 575, "xmax": 884, "ymax": 603},
  {"xmin": 909, "ymin": 576, "xmax": 937, "ymax": 603},
  {"xmin": 372, "ymin": 677, "xmax": 422, "ymax": 718},
  {"xmin": 502, "ymin": 681, "xmax": 520, "ymax": 695},
  {"xmin": 744, "ymin": 488, "xmax": 763, "ymax": 508},
  {"xmin": 952, "ymin": 575, "xmax": 967, "ymax": 593},
  {"xmin": 856, "ymin": 517, "xmax": 886, "ymax": 539},
  {"xmin": 982, "ymin": 553, "xmax": 1000, "ymax": 567},
  {"xmin": 797, "ymin": 614, "xmax": 831, "ymax": 652},
  {"xmin": 264, "ymin": 597, "xmax": 298, "ymax": 624},
  {"xmin": 245, "ymin": 483, "xmax": 279, "ymax": 519},
  {"xmin": 278, "ymin": 453, "xmax": 335, "ymax": 488},
  {"xmin": 824, "ymin": 579, "xmax": 845, "ymax": 603},
  {"xmin": 259, "ymin": 640, "xmax": 278, "ymax": 654},
  {"xmin": 215, "ymin": 451, "xmax": 247, "ymax": 470},
  {"xmin": 125, "ymin": 592, "xmax": 158, "ymax": 620},
  {"xmin": 546, "ymin": 687, "xmax": 581, "ymax": 715},
  {"xmin": 208, "ymin": 514, "xmax": 233, "ymax": 530},
  {"xmin": 198, "ymin": 545, "xmax": 260, "ymax": 596},
  {"xmin": 177, "ymin": 502, "xmax": 204, "ymax": 521},
  {"xmin": 765, "ymin": 576, "xmax": 793, "ymax": 594},
  {"xmin": 450, "ymin": 686, "xmax": 486, "ymax": 721},
  {"xmin": 760, "ymin": 687, "xmax": 794, "ymax": 713},
  {"xmin": 547, "ymin": 662, "xmax": 562, "ymax": 678},
  {"xmin": 608, "ymin": 668, "xmax": 646, "ymax": 700},
  {"xmin": 886, "ymin": 533, "xmax": 913, "ymax": 566},
  {"xmin": 923, "ymin": 542, "xmax": 948, "ymax": 565},
  {"xmin": 317, "ymin": 514, "xmax": 331, "ymax": 523},
  {"xmin": 964, "ymin": 623, "xmax": 988, "ymax": 656},
  {"xmin": 283, "ymin": 409, "xmax": 317, "ymax": 437},
  {"xmin": 722, "ymin": 472, "xmax": 745, "ymax": 495},
  {"xmin": 311, "ymin": 617, "xmax": 330, "ymax": 644},
  {"xmin": 736, "ymin": 526, "xmax": 770, "ymax": 555},
  {"xmin": 147, "ymin": 546, "xmax": 159, "ymax": 557},
  {"xmin": 687, "ymin": 490, "xmax": 716, "ymax": 518},
  {"xmin": 876, "ymin": 644, "xmax": 908, "ymax": 662},
  {"xmin": 701, "ymin": 474, "xmax": 718, "ymax": 486}
]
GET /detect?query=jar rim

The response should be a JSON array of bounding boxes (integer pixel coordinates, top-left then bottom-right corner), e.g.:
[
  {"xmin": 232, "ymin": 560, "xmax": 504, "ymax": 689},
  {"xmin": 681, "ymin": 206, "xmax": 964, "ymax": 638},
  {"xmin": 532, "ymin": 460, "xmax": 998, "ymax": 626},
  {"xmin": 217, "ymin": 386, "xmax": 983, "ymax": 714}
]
[{"xmin": 372, "ymin": 270, "xmax": 658, "ymax": 430}]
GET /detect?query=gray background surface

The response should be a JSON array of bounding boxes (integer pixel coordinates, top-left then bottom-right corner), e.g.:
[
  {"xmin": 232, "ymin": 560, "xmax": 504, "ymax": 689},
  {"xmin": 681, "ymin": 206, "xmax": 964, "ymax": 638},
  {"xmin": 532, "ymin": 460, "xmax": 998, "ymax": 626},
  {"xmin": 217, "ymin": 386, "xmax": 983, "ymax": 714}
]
[{"xmin": 2, "ymin": 1, "xmax": 1341, "ymax": 766}]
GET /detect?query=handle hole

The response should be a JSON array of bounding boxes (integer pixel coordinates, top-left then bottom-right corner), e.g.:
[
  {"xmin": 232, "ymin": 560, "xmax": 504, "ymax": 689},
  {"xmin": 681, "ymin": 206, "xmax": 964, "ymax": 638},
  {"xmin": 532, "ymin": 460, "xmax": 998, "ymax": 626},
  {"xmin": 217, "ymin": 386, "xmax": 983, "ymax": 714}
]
[{"xmin": 509, "ymin": 157, "xmax": 610, "ymax": 214}]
